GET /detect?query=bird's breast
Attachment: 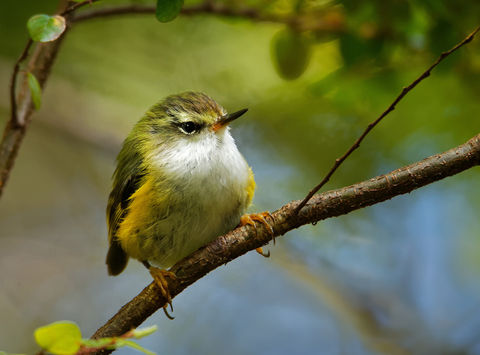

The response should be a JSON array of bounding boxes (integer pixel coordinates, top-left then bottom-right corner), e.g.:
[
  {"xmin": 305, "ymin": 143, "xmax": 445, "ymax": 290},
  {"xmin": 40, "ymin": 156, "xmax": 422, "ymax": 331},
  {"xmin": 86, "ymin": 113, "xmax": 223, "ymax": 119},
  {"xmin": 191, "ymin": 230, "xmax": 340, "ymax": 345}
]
[{"xmin": 140, "ymin": 132, "xmax": 253, "ymax": 266}]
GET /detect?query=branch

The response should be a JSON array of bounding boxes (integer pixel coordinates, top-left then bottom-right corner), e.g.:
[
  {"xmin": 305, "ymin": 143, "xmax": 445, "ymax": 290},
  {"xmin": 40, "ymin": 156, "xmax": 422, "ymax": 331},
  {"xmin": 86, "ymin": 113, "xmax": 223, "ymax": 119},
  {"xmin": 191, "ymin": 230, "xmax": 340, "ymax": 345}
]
[
  {"xmin": 61, "ymin": 0, "xmax": 101, "ymax": 17},
  {"xmin": 91, "ymin": 133, "xmax": 480, "ymax": 352},
  {"xmin": 72, "ymin": 2, "xmax": 345, "ymax": 33},
  {"xmin": 71, "ymin": 2, "xmax": 281, "ymax": 23},
  {"xmin": 0, "ymin": 0, "xmax": 100, "ymax": 198},
  {"xmin": 72, "ymin": 3, "xmax": 289, "ymax": 24},
  {"xmin": 294, "ymin": 25, "xmax": 480, "ymax": 213}
]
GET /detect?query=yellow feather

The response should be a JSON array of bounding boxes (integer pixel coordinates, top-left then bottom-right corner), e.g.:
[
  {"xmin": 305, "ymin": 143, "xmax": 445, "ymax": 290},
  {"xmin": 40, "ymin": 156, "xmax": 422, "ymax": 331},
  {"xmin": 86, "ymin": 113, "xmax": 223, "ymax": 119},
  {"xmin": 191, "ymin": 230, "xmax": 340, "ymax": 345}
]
[
  {"xmin": 246, "ymin": 167, "xmax": 256, "ymax": 207},
  {"xmin": 117, "ymin": 176, "xmax": 161, "ymax": 260}
]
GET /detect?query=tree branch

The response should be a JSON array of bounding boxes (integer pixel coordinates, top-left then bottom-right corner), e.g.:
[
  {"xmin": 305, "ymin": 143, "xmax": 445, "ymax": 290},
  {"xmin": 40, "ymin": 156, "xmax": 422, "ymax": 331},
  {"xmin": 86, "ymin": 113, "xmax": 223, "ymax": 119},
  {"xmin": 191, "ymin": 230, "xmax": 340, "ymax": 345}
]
[
  {"xmin": 294, "ymin": 25, "xmax": 480, "ymax": 213},
  {"xmin": 72, "ymin": 2, "xmax": 345, "ymax": 33},
  {"xmin": 91, "ymin": 133, "xmax": 480, "ymax": 352},
  {"xmin": 0, "ymin": 0, "xmax": 101, "ymax": 198},
  {"xmin": 61, "ymin": 0, "xmax": 101, "ymax": 17},
  {"xmin": 71, "ymin": 2, "xmax": 284, "ymax": 23}
]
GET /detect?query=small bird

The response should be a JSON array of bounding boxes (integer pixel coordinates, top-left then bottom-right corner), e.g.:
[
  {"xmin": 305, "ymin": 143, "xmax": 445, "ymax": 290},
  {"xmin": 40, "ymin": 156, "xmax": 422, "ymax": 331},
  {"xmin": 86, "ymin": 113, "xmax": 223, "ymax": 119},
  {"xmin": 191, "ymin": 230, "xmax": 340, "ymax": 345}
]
[{"xmin": 106, "ymin": 92, "xmax": 272, "ymax": 318}]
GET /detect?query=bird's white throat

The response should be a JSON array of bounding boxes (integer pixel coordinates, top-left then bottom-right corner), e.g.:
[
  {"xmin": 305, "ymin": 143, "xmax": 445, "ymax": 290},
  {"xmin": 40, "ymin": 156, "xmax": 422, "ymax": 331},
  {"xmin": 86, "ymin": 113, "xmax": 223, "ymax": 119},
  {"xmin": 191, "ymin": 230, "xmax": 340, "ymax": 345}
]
[{"xmin": 151, "ymin": 128, "xmax": 248, "ymax": 183}]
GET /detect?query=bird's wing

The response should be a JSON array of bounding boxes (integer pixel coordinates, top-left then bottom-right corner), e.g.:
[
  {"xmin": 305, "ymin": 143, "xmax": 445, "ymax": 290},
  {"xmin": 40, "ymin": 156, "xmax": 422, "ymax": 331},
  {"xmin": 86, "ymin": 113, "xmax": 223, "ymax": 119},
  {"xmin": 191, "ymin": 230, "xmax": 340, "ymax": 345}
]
[
  {"xmin": 107, "ymin": 170, "xmax": 145, "ymax": 241},
  {"xmin": 106, "ymin": 141, "xmax": 145, "ymax": 275}
]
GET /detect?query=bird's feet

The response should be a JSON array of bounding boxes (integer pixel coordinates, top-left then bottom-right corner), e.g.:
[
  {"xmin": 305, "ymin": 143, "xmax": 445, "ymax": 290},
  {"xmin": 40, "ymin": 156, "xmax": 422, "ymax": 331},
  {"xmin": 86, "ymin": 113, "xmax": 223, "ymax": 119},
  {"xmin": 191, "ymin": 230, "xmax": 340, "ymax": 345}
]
[
  {"xmin": 239, "ymin": 212, "xmax": 275, "ymax": 258},
  {"xmin": 143, "ymin": 262, "xmax": 177, "ymax": 319}
]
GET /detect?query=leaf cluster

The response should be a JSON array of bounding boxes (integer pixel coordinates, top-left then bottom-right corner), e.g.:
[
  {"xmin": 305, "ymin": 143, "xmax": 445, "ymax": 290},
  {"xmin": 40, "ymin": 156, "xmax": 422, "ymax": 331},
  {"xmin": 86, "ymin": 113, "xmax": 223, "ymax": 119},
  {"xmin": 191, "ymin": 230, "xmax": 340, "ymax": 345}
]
[{"xmin": 31, "ymin": 321, "xmax": 157, "ymax": 355}]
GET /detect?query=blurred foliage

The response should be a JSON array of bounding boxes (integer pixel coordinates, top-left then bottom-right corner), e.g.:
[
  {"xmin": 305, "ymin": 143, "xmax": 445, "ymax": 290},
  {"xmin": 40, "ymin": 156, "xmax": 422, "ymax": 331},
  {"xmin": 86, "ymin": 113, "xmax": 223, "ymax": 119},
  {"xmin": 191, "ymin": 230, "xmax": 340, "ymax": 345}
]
[
  {"xmin": 1, "ymin": 0, "xmax": 480, "ymax": 355},
  {"xmin": 271, "ymin": 28, "xmax": 312, "ymax": 80}
]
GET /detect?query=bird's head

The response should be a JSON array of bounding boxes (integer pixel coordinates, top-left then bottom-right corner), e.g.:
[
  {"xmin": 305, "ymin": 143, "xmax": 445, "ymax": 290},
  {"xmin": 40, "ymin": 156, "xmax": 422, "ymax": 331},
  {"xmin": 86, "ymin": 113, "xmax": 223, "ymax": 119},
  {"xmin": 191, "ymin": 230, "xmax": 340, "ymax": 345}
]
[{"xmin": 144, "ymin": 92, "xmax": 247, "ymax": 143}]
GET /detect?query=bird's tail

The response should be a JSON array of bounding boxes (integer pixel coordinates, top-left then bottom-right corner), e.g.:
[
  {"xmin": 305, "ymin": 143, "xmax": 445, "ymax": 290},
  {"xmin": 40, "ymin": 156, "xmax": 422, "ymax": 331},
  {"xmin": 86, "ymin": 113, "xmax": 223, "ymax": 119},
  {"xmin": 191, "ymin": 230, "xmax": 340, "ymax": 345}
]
[{"xmin": 106, "ymin": 238, "xmax": 129, "ymax": 276}]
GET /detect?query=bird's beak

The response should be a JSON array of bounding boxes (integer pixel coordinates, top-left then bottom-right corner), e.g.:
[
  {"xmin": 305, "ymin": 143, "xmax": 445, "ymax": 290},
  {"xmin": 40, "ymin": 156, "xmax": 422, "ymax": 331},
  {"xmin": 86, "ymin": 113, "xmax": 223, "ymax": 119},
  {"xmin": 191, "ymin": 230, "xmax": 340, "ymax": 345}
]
[{"xmin": 212, "ymin": 108, "xmax": 248, "ymax": 132}]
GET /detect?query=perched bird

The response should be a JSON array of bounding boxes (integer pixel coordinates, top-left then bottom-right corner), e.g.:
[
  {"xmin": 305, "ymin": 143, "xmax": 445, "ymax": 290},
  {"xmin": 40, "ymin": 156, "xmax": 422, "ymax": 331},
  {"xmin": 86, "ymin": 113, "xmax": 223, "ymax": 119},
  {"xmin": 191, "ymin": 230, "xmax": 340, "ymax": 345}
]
[{"xmin": 106, "ymin": 92, "xmax": 272, "ymax": 317}]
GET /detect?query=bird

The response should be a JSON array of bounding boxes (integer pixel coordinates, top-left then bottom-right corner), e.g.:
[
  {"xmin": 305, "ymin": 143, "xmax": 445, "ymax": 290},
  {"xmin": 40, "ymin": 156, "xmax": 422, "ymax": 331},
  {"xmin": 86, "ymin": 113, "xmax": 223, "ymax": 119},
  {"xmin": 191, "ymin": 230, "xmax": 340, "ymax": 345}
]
[{"xmin": 106, "ymin": 92, "xmax": 273, "ymax": 318}]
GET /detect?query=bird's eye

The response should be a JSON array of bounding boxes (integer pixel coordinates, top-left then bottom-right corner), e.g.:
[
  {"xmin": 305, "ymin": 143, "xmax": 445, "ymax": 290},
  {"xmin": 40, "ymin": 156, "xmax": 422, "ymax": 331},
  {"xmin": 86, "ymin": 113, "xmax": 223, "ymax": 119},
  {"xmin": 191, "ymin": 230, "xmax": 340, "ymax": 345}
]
[{"xmin": 179, "ymin": 121, "xmax": 199, "ymax": 134}]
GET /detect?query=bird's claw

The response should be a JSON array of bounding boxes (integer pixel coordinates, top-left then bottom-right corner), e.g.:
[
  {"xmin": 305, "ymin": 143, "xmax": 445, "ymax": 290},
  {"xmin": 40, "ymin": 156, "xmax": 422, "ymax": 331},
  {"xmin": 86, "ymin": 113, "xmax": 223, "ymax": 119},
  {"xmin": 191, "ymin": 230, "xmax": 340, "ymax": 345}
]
[
  {"xmin": 255, "ymin": 247, "xmax": 270, "ymax": 258},
  {"xmin": 240, "ymin": 211, "xmax": 275, "ymax": 257},
  {"xmin": 149, "ymin": 267, "xmax": 177, "ymax": 319}
]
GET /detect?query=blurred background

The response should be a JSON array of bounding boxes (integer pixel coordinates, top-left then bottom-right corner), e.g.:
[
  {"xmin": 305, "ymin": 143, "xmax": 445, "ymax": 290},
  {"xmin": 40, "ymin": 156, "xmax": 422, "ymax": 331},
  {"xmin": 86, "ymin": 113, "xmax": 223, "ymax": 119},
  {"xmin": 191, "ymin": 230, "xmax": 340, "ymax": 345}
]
[{"xmin": 1, "ymin": 0, "xmax": 480, "ymax": 354}]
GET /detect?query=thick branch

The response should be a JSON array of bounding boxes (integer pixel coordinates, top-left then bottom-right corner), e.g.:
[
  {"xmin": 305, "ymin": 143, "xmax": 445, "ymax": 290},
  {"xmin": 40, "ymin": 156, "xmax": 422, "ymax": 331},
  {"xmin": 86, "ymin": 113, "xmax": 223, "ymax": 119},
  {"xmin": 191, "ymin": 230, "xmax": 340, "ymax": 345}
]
[{"xmin": 91, "ymin": 133, "xmax": 480, "ymax": 351}]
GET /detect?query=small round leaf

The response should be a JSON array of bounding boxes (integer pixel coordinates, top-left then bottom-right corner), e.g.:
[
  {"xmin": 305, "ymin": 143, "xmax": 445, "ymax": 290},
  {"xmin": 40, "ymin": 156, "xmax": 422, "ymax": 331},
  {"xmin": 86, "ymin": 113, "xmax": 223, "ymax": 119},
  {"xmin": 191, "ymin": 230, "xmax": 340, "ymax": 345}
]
[
  {"xmin": 156, "ymin": 0, "xmax": 184, "ymax": 23},
  {"xmin": 27, "ymin": 72, "xmax": 42, "ymax": 110},
  {"xmin": 34, "ymin": 321, "xmax": 82, "ymax": 355},
  {"xmin": 27, "ymin": 14, "xmax": 66, "ymax": 42},
  {"xmin": 271, "ymin": 29, "xmax": 311, "ymax": 80}
]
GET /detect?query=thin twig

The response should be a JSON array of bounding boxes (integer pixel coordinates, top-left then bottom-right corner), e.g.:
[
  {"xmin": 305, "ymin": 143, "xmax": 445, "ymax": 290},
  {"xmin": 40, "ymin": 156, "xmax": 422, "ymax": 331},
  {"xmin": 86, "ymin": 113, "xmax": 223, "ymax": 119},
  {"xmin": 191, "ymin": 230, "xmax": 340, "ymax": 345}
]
[
  {"xmin": 9, "ymin": 39, "xmax": 33, "ymax": 127},
  {"xmin": 61, "ymin": 0, "xmax": 101, "ymax": 16},
  {"xmin": 294, "ymin": 25, "xmax": 480, "ymax": 214},
  {"xmin": 71, "ymin": 1, "xmax": 344, "ymax": 34},
  {"xmin": 72, "ymin": 4, "xmax": 155, "ymax": 21},
  {"xmin": 90, "ymin": 133, "xmax": 480, "ymax": 354}
]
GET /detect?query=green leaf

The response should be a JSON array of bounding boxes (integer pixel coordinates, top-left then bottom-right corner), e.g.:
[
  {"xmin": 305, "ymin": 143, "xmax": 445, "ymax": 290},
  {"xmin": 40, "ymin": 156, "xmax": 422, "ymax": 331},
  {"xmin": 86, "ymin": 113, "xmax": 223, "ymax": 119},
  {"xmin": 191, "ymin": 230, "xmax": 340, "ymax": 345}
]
[
  {"xmin": 34, "ymin": 321, "xmax": 82, "ymax": 355},
  {"xmin": 27, "ymin": 14, "xmax": 66, "ymax": 42},
  {"xmin": 155, "ymin": 0, "xmax": 184, "ymax": 23},
  {"xmin": 116, "ymin": 339, "xmax": 156, "ymax": 355},
  {"xmin": 271, "ymin": 29, "xmax": 311, "ymax": 80},
  {"xmin": 80, "ymin": 338, "xmax": 114, "ymax": 349},
  {"xmin": 27, "ymin": 72, "xmax": 42, "ymax": 110},
  {"xmin": 132, "ymin": 325, "xmax": 158, "ymax": 339}
]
